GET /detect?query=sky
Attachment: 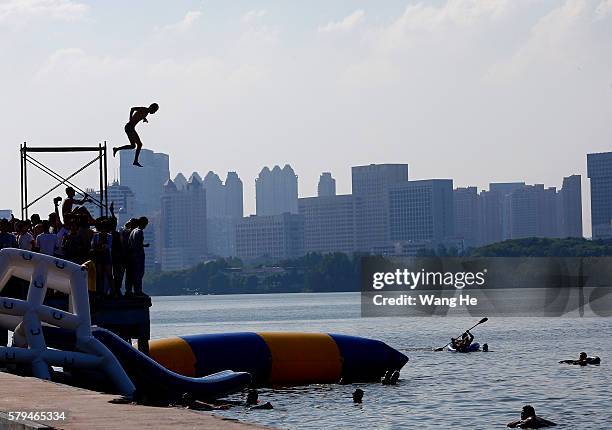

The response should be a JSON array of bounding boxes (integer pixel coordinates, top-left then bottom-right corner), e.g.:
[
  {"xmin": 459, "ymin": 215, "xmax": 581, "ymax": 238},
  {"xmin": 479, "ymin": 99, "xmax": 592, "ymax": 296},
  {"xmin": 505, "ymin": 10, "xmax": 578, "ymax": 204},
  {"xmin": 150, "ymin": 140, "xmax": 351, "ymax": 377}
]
[{"xmin": 1, "ymin": 0, "xmax": 611, "ymax": 236}]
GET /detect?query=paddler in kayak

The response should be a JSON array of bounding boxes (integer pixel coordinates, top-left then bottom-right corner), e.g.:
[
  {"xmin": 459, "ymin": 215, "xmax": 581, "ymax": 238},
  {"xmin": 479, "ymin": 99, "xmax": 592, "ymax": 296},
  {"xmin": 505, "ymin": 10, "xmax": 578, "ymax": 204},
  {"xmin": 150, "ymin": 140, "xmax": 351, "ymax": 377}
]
[
  {"xmin": 450, "ymin": 330, "xmax": 475, "ymax": 352},
  {"xmin": 507, "ymin": 405, "xmax": 556, "ymax": 428}
]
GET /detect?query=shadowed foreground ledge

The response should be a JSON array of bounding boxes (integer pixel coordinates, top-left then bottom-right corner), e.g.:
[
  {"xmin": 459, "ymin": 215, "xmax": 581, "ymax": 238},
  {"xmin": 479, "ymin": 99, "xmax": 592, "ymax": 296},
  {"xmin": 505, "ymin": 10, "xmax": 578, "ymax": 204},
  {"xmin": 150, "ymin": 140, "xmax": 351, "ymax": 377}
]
[{"xmin": 0, "ymin": 372, "xmax": 267, "ymax": 430}]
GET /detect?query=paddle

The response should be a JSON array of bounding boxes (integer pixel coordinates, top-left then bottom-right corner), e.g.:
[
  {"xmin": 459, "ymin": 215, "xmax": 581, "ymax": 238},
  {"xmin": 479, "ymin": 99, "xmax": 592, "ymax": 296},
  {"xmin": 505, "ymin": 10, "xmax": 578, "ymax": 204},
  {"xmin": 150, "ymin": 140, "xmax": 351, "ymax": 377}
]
[{"xmin": 434, "ymin": 317, "xmax": 488, "ymax": 352}]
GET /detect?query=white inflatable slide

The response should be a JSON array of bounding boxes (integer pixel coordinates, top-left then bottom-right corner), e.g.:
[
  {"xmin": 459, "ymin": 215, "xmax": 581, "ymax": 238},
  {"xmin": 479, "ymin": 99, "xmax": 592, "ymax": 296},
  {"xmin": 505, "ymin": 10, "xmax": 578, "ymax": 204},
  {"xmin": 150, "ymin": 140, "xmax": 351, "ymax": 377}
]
[{"xmin": 0, "ymin": 248, "xmax": 135, "ymax": 397}]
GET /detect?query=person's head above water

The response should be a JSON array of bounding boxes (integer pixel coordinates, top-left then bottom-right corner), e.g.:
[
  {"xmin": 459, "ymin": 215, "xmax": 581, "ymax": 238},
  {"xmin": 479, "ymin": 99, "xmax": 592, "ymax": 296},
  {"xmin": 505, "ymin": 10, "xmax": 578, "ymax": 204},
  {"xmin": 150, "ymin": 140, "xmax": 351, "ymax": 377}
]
[
  {"xmin": 352, "ymin": 389, "xmax": 364, "ymax": 403},
  {"xmin": 579, "ymin": 352, "xmax": 587, "ymax": 360},
  {"xmin": 521, "ymin": 405, "xmax": 536, "ymax": 420},
  {"xmin": 148, "ymin": 103, "xmax": 159, "ymax": 114},
  {"xmin": 246, "ymin": 389, "xmax": 258, "ymax": 405}
]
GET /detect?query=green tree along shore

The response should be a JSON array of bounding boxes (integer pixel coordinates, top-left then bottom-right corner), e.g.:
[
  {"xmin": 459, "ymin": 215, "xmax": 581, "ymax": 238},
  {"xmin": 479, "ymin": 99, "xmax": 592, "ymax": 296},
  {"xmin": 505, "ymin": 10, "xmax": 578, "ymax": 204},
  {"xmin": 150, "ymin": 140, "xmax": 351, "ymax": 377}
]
[
  {"xmin": 144, "ymin": 253, "xmax": 361, "ymax": 296},
  {"xmin": 143, "ymin": 238, "xmax": 612, "ymax": 296},
  {"xmin": 469, "ymin": 237, "xmax": 612, "ymax": 257}
]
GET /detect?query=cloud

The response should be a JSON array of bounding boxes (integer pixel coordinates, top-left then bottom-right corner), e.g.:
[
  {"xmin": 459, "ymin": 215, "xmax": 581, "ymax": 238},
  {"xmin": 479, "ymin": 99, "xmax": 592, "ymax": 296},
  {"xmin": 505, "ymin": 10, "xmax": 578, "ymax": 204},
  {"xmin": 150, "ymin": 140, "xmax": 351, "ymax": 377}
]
[
  {"xmin": 390, "ymin": 0, "xmax": 510, "ymax": 31},
  {"xmin": 161, "ymin": 10, "xmax": 202, "ymax": 33},
  {"xmin": 0, "ymin": 0, "xmax": 87, "ymax": 22},
  {"xmin": 241, "ymin": 9, "xmax": 266, "ymax": 24},
  {"xmin": 595, "ymin": 0, "xmax": 612, "ymax": 18},
  {"xmin": 486, "ymin": 0, "xmax": 608, "ymax": 81},
  {"xmin": 318, "ymin": 10, "xmax": 365, "ymax": 33}
]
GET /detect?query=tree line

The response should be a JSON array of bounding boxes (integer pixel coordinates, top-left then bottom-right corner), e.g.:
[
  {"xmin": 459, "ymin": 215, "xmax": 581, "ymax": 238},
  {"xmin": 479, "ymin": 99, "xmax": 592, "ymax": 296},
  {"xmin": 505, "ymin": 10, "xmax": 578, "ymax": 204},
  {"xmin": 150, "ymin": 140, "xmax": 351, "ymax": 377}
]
[{"xmin": 144, "ymin": 237, "xmax": 612, "ymax": 296}]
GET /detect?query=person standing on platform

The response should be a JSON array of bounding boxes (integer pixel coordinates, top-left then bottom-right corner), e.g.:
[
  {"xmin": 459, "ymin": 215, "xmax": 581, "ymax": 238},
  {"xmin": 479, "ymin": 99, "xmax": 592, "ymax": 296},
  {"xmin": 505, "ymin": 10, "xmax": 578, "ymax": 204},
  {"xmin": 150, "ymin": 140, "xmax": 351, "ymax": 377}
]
[
  {"xmin": 110, "ymin": 217, "xmax": 131, "ymax": 297},
  {"xmin": 0, "ymin": 218, "xmax": 17, "ymax": 250},
  {"xmin": 61, "ymin": 187, "xmax": 90, "ymax": 222},
  {"xmin": 17, "ymin": 221, "xmax": 34, "ymax": 251},
  {"xmin": 128, "ymin": 216, "xmax": 148, "ymax": 296}
]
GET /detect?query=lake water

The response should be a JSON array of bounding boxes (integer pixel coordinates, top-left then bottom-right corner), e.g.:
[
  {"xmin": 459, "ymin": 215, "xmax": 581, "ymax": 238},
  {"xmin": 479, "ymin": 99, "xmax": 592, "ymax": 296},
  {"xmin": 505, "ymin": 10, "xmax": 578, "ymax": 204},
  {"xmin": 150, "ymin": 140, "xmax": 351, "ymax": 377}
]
[{"xmin": 150, "ymin": 293, "xmax": 611, "ymax": 430}]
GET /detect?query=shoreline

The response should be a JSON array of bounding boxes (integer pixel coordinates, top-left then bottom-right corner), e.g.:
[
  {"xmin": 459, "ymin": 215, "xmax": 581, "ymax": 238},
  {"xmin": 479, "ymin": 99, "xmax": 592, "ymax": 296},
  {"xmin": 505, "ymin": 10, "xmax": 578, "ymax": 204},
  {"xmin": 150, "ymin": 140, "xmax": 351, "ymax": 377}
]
[{"xmin": 0, "ymin": 371, "xmax": 268, "ymax": 430}]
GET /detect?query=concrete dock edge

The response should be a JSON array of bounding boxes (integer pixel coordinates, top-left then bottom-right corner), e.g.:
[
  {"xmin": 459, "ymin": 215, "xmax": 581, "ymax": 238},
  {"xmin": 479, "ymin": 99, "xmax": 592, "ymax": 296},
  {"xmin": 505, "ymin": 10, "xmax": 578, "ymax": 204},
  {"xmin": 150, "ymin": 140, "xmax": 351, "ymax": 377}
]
[{"xmin": 0, "ymin": 371, "xmax": 267, "ymax": 430}]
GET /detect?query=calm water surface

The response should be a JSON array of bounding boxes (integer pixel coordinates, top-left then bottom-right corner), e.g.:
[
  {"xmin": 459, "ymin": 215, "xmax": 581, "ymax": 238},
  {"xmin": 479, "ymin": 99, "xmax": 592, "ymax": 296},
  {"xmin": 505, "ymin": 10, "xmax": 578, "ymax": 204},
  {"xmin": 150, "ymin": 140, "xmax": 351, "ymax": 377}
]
[{"xmin": 150, "ymin": 293, "xmax": 611, "ymax": 430}]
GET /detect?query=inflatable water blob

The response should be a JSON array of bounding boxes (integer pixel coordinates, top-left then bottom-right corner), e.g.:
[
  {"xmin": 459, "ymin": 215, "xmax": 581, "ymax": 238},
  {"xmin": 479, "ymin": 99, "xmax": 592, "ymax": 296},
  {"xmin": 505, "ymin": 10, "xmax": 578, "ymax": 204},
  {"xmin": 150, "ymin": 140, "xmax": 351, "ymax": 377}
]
[{"xmin": 149, "ymin": 332, "xmax": 409, "ymax": 384}]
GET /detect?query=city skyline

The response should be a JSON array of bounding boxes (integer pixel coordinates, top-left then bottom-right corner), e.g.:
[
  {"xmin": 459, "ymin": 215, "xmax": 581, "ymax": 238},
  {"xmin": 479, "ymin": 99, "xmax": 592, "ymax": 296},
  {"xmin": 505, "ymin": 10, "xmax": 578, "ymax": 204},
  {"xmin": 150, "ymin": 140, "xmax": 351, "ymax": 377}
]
[
  {"xmin": 1, "ymin": 1, "xmax": 610, "ymax": 237},
  {"xmin": 1, "ymin": 148, "xmax": 593, "ymax": 234},
  {"xmin": 118, "ymin": 155, "xmax": 585, "ymax": 269}
]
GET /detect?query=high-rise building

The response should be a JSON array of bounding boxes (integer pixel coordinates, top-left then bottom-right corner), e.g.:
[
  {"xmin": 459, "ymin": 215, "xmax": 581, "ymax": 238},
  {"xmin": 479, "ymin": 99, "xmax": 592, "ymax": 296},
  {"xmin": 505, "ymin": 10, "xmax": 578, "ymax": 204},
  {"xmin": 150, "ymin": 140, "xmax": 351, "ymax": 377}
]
[
  {"xmin": 83, "ymin": 181, "xmax": 136, "ymax": 227},
  {"xmin": 189, "ymin": 172, "xmax": 202, "ymax": 183},
  {"xmin": 559, "ymin": 175, "xmax": 583, "ymax": 238},
  {"xmin": 199, "ymin": 171, "xmax": 244, "ymax": 257},
  {"xmin": 453, "ymin": 187, "xmax": 481, "ymax": 248},
  {"xmin": 173, "ymin": 173, "xmax": 188, "ymax": 191},
  {"xmin": 0, "ymin": 210, "xmax": 12, "ymax": 220},
  {"xmin": 225, "ymin": 172, "xmax": 244, "ymax": 219},
  {"xmin": 479, "ymin": 190, "xmax": 502, "ymax": 245},
  {"xmin": 235, "ymin": 213, "xmax": 304, "ymax": 261},
  {"xmin": 206, "ymin": 218, "xmax": 238, "ymax": 258},
  {"xmin": 352, "ymin": 164, "xmax": 409, "ymax": 250},
  {"xmin": 202, "ymin": 171, "xmax": 225, "ymax": 219},
  {"xmin": 159, "ymin": 176, "xmax": 207, "ymax": 271},
  {"xmin": 508, "ymin": 184, "xmax": 551, "ymax": 239},
  {"xmin": 120, "ymin": 149, "xmax": 170, "ymax": 216},
  {"xmin": 476, "ymin": 177, "xmax": 582, "ymax": 243},
  {"xmin": 255, "ymin": 165, "xmax": 298, "ymax": 216},
  {"xmin": 489, "ymin": 182, "xmax": 526, "ymax": 240},
  {"xmin": 317, "ymin": 172, "xmax": 336, "ymax": 197},
  {"xmin": 388, "ymin": 179, "xmax": 454, "ymax": 244},
  {"xmin": 298, "ymin": 195, "xmax": 357, "ymax": 254},
  {"xmin": 587, "ymin": 152, "xmax": 612, "ymax": 239}
]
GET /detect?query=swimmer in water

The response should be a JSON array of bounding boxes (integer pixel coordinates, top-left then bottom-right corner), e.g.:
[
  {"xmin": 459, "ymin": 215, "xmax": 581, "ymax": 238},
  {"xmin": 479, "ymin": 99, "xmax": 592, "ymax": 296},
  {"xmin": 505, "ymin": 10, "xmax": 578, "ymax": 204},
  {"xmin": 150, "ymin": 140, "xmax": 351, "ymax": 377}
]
[
  {"xmin": 507, "ymin": 405, "xmax": 557, "ymax": 428},
  {"xmin": 559, "ymin": 352, "xmax": 600, "ymax": 366},
  {"xmin": 352, "ymin": 389, "xmax": 364, "ymax": 403}
]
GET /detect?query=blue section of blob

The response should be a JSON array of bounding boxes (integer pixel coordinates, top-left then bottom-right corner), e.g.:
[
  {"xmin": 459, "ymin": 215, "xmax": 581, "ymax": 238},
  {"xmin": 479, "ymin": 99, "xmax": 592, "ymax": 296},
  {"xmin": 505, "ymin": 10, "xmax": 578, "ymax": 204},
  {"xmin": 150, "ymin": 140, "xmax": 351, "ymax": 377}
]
[
  {"xmin": 181, "ymin": 332, "xmax": 271, "ymax": 383},
  {"xmin": 329, "ymin": 333, "xmax": 409, "ymax": 381}
]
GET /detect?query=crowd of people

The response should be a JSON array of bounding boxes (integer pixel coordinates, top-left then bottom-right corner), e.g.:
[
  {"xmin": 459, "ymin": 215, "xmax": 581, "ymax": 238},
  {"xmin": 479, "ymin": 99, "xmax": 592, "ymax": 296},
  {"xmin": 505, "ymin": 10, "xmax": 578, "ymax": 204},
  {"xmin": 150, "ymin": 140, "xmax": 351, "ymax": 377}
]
[{"xmin": 0, "ymin": 187, "xmax": 149, "ymax": 297}]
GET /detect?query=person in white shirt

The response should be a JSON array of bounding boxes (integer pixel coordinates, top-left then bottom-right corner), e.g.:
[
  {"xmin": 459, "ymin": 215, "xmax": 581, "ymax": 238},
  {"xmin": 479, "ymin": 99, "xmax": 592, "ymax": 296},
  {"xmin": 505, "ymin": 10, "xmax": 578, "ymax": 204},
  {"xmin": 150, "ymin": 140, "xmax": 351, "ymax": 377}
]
[
  {"xmin": 55, "ymin": 215, "xmax": 71, "ymax": 257},
  {"xmin": 17, "ymin": 221, "xmax": 34, "ymax": 251},
  {"xmin": 127, "ymin": 217, "xmax": 148, "ymax": 296},
  {"xmin": 35, "ymin": 221, "xmax": 57, "ymax": 256}
]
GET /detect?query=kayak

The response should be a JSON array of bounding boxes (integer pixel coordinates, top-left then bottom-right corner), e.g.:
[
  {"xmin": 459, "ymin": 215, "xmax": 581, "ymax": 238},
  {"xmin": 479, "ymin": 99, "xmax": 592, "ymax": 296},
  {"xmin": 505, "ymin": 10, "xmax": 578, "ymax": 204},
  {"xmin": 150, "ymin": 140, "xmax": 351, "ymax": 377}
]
[{"xmin": 447, "ymin": 342, "xmax": 480, "ymax": 353}]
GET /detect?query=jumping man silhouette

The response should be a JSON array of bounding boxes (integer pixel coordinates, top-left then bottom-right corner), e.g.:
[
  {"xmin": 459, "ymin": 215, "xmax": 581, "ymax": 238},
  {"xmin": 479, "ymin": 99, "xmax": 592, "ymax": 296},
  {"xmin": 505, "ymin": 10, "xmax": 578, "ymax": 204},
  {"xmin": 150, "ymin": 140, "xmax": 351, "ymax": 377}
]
[{"xmin": 113, "ymin": 103, "xmax": 159, "ymax": 167}]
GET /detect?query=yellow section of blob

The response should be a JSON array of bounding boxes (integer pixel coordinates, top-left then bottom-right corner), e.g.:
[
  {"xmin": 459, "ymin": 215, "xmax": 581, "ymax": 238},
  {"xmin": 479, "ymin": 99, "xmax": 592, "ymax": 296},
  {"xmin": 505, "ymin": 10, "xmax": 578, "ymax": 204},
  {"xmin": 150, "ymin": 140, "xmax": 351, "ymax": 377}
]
[
  {"xmin": 257, "ymin": 332, "xmax": 342, "ymax": 384},
  {"xmin": 148, "ymin": 337, "xmax": 197, "ymax": 377}
]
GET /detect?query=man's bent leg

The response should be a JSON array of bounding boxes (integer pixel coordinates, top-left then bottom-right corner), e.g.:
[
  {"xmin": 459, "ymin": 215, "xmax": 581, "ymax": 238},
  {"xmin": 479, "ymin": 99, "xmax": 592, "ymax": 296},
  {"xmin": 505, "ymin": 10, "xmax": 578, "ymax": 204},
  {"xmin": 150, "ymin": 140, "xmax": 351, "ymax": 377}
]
[{"xmin": 113, "ymin": 143, "xmax": 135, "ymax": 157}]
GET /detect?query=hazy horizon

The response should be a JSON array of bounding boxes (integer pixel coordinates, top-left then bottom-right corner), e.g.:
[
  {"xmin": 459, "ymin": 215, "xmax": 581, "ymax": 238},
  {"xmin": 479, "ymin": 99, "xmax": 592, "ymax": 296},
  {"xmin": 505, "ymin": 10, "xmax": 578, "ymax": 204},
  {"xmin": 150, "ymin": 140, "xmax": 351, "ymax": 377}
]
[{"xmin": 2, "ymin": 0, "xmax": 612, "ymax": 236}]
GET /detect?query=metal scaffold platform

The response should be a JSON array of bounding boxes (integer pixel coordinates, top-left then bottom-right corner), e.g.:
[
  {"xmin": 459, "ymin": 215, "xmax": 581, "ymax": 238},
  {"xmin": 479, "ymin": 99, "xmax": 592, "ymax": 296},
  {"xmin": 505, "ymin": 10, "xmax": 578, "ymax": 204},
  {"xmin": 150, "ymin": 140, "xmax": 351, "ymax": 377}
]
[{"xmin": 20, "ymin": 142, "xmax": 109, "ymax": 219}]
